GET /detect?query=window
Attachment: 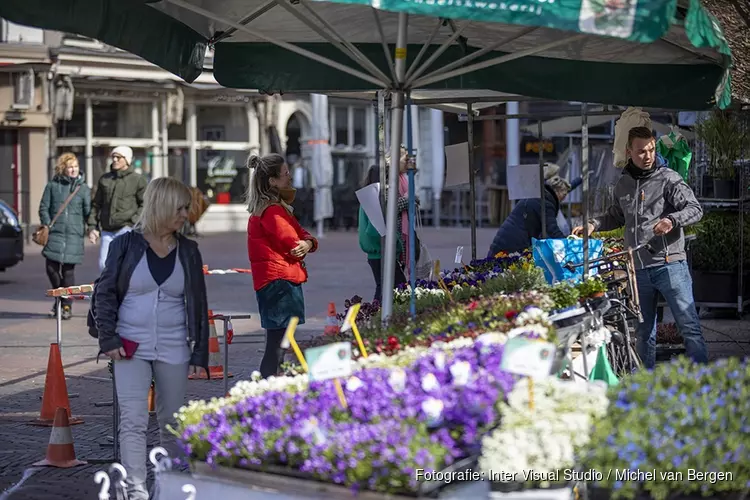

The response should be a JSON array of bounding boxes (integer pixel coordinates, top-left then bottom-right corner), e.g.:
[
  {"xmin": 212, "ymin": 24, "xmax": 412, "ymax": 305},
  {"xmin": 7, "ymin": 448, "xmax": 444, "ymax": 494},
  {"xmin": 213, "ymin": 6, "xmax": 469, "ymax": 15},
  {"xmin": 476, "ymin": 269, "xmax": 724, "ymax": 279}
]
[
  {"xmin": 334, "ymin": 107, "xmax": 348, "ymax": 147},
  {"xmin": 330, "ymin": 104, "xmax": 371, "ymax": 151},
  {"xmin": 55, "ymin": 101, "xmax": 153, "ymax": 138}
]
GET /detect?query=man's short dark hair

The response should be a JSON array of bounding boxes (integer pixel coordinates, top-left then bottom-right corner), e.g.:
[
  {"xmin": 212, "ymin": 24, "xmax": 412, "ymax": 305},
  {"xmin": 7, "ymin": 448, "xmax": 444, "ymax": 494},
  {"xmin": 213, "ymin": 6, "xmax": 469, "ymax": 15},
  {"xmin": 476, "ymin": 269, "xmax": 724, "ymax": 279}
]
[{"xmin": 627, "ymin": 126, "xmax": 654, "ymax": 147}]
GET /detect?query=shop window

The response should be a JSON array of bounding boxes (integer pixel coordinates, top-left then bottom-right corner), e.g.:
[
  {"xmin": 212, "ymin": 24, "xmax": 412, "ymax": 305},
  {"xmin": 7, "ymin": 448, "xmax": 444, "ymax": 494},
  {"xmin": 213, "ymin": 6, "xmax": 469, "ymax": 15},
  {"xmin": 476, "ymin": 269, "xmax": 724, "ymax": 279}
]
[
  {"xmin": 330, "ymin": 104, "xmax": 371, "ymax": 151},
  {"xmin": 55, "ymin": 100, "xmax": 153, "ymax": 138}
]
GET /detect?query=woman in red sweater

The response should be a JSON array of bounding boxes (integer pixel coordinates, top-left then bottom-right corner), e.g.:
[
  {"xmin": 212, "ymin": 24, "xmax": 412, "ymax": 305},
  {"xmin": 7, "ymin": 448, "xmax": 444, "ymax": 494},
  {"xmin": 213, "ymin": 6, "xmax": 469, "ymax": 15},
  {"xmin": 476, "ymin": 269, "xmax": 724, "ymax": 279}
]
[{"xmin": 246, "ymin": 153, "xmax": 318, "ymax": 378}]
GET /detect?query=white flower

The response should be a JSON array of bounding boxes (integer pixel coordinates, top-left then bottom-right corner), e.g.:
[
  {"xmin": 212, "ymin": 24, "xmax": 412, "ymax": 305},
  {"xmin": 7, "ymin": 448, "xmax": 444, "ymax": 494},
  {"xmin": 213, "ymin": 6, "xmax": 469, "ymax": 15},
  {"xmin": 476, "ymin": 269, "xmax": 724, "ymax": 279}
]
[
  {"xmin": 421, "ymin": 397, "xmax": 444, "ymax": 427},
  {"xmin": 585, "ymin": 326, "xmax": 611, "ymax": 348},
  {"xmin": 506, "ymin": 323, "xmax": 550, "ymax": 340},
  {"xmin": 421, "ymin": 373, "xmax": 440, "ymax": 392},
  {"xmin": 346, "ymin": 376, "xmax": 364, "ymax": 392},
  {"xmin": 433, "ymin": 351, "xmax": 446, "ymax": 371},
  {"xmin": 450, "ymin": 361, "xmax": 471, "ymax": 386},
  {"xmin": 388, "ymin": 369, "xmax": 406, "ymax": 393}
]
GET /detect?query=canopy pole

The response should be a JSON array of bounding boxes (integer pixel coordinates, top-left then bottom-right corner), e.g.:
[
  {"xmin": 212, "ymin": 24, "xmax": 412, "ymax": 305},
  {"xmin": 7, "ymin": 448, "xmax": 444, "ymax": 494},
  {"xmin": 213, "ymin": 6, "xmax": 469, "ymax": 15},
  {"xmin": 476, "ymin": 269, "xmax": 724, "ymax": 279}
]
[
  {"xmin": 378, "ymin": 91, "xmax": 387, "ymax": 292},
  {"xmin": 406, "ymin": 95, "xmax": 417, "ymax": 318},
  {"xmin": 538, "ymin": 120, "xmax": 546, "ymax": 239},
  {"xmin": 582, "ymin": 103, "xmax": 590, "ymax": 277},
  {"xmin": 467, "ymin": 103, "xmax": 477, "ymax": 261},
  {"xmin": 381, "ymin": 12, "xmax": 408, "ymax": 323}
]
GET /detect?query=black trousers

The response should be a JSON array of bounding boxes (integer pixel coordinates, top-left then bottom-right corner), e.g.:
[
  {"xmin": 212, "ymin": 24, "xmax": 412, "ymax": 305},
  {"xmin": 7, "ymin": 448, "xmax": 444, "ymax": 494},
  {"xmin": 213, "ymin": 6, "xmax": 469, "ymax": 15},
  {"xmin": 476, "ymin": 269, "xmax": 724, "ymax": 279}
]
[
  {"xmin": 45, "ymin": 258, "xmax": 76, "ymax": 308},
  {"xmin": 260, "ymin": 328, "xmax": 286, "ymax": 378},
  {"xmin": 367, "ymin": 258, "xmax": 407, "ymax": 303}
]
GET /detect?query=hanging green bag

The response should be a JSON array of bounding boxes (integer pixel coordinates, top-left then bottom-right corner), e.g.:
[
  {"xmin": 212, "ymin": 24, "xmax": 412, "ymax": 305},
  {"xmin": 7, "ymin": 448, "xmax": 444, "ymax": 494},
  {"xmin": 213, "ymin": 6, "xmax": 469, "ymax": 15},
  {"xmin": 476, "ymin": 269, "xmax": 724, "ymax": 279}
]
[{"xmin": 589, "ymin": 345, "xmax": 619, "ymax": 386}]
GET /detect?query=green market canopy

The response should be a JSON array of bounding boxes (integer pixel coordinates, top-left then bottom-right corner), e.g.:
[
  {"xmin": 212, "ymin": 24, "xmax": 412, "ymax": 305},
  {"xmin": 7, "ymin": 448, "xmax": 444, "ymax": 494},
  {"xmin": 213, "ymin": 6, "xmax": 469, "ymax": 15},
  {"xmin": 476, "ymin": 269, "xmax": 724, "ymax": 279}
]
[{"xmin": 0, "ymin": 0, "xmax": 734, "ymax": 110}]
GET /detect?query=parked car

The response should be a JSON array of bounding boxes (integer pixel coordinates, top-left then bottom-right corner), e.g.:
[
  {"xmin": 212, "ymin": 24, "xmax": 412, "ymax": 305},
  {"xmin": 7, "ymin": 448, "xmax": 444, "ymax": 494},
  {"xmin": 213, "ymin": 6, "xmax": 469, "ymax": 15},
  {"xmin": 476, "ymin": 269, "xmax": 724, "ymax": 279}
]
[{"xmin": 0, "ymin": 199, "xmax": 23, "ymax": 271}]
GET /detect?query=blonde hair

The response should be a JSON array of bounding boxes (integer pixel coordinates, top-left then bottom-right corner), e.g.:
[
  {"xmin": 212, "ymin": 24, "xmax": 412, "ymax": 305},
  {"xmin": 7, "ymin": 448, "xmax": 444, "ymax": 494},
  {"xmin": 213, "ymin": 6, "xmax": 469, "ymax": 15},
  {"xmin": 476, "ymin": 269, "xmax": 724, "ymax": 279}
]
[
  {"xmin": 245, "ymin": 153, "xmax": 285, "ymax": 216},
  {"xmin": 134, "ymin": 177, "xmax": 192, "ymax": 235},
  {"xmin": 55, "ymin": 153, "xmax": 79, "ymax": 176}
]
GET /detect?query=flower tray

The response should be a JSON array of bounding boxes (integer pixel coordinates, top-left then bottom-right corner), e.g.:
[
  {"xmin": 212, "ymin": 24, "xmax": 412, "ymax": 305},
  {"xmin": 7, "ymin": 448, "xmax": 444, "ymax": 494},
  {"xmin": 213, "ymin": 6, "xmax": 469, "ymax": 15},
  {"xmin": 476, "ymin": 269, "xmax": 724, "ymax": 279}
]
[
  {"xmin": 586, "ymin": 486, "xmax": 749, "ymax": 500},
  {"xmin": 488, "ymin": 481, "xmax": 574, "ymax": 499},
  {"xmin": 188, "ymin": 455, "xmax": 482, "ymax": 499}
]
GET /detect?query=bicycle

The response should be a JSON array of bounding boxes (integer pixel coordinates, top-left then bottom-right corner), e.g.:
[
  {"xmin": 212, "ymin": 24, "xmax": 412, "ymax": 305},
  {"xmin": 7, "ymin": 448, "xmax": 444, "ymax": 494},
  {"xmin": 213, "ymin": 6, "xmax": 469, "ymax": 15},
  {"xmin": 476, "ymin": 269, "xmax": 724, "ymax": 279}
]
[{"xmin": 562, "ymin": 242, "xmax": 653, "ymax": 377}]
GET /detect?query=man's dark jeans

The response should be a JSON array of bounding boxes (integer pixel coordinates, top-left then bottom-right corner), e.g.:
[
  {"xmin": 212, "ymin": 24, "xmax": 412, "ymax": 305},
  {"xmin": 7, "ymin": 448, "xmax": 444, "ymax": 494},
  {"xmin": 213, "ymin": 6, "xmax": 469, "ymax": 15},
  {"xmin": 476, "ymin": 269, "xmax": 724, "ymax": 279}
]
[{"xmin": 635, "ymin": 260, "xmax": 708, "ymax": 369}]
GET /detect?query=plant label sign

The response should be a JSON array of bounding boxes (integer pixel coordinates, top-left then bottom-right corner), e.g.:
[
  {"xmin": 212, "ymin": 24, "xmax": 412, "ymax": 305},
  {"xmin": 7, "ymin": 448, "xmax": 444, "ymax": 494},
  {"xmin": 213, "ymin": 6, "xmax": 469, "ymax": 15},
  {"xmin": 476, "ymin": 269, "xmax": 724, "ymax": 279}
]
[
  {"xmin": 500, "ymin": 336, "xmax": 555, "ymax": 379},
  {"xmin": 454, "ymin": 246, "xmax": 464, "ymax": 264},
  {"xmin": 305, "ymin": 342, "xmax": 352, "ymax": 382},
  {"xmin": 341, "ymin": 303, "xmax": 361, "ymax": 333}
]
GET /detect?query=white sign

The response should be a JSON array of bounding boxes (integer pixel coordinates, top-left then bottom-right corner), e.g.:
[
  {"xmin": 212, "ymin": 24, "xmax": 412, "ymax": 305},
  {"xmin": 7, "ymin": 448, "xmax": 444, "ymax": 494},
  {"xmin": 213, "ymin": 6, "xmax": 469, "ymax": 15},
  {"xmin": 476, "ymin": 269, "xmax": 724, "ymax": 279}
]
[
  {"xmin": 507, "ymin": 164, "xmax": 542, "ymax": 201},
  {"xmin": 454, "ymin": 246, "xmax": 464, "ymax": 264},
  {"xmin": 500, "ymin": 336, "xmax": 556, "ymax": 379},
  {"xmin": 444, "ymin": 142, "xmax": 470, "ymax": 187},
  {"xmin": 355, "ymin": 183, "xmax": 386, "ymax": 237},
  {"xmin": 306, "ymin": 342, "xmax": 353, "ymax": 382}
]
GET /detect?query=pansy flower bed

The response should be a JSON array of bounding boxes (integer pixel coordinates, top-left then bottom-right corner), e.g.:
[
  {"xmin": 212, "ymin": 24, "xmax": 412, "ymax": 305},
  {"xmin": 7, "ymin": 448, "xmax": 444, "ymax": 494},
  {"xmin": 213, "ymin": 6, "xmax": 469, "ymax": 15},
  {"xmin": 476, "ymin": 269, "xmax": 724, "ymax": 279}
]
[
  {"xmin": 176, "ymin": 340, "xmax": 523, "ymax": 495},
  {"xmin": 580, "ymin": 356, "xmax": 750, "ymax": 500}
]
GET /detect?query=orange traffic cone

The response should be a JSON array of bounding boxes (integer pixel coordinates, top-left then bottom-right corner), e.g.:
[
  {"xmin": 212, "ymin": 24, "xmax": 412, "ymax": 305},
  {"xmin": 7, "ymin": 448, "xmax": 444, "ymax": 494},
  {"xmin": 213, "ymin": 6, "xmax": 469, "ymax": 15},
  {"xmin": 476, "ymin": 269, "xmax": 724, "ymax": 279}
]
[
  {"xmin": 33, "ymin": 407, "xmax": 87, "ymax": 468},
  {"xmin": 31, "ymin": 343, "xmax": 83, "ymax": 426},
  {"xmin": 324, "ymin": 302, "xmax": 339, "ymax": 336},
  {"xmin": 189, "ymin": 310, "xmax": 233, "ymax": 380}
]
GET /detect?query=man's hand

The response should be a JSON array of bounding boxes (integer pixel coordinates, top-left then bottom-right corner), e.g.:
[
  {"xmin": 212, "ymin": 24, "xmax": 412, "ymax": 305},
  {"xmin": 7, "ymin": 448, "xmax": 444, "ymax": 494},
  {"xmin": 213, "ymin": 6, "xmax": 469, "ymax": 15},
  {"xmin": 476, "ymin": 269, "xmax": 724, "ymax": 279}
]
[
  {"xmin": 105, "ymin": 347, "xmax": 126, "ymax": 361},
  {"xmin": 88, "ymin": 229, "xmax": 100, "ymax": 244},
  {"xmin": 653, "ymin": 218, "xmax": 674, "ymax": 236},
  {"xmin": 290, "ymin": 240, "xmax": 313, "ymax": 258},
  {"xmin": 572, "ymin": 223, "xmax": 595, "ymax": 237}
]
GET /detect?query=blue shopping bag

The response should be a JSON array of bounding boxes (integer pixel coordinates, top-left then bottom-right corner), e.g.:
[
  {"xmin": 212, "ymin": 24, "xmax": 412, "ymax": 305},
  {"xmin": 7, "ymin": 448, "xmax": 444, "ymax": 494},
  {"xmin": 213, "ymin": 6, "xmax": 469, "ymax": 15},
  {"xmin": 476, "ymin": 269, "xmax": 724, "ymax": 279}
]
[{"xmin": 532, "ymin": 237, "xmax": 605, "ymax": 284}]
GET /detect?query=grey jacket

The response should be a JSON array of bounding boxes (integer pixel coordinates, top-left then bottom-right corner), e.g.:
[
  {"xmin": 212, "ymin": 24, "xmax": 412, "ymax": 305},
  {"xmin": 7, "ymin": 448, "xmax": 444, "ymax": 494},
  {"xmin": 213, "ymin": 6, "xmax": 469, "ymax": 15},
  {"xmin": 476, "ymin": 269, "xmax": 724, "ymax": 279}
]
[{"xmin": 590, "ymin": 159, "xmax": 702, "ymax": 270}]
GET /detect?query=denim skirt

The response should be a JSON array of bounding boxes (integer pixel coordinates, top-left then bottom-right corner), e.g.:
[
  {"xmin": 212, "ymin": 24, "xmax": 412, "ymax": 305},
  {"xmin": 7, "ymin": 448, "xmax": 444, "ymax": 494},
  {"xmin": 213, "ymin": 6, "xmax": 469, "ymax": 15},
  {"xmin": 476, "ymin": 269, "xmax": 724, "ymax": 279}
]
[{"xmin": 255, "ymin": 279, "xmax": 306, "ymax": 330}]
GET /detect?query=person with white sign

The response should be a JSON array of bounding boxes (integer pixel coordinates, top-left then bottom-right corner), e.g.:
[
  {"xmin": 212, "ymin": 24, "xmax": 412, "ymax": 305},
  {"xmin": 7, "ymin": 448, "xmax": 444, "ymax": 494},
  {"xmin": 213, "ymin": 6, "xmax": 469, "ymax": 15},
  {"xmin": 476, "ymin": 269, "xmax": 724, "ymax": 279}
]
[
  {"xmin": 357, "ymin": 164, "xmax": 408, "ymax": 302},
  {"xmin": 487, "ymin": 173, "xmax": 582, "ymax": 258}
]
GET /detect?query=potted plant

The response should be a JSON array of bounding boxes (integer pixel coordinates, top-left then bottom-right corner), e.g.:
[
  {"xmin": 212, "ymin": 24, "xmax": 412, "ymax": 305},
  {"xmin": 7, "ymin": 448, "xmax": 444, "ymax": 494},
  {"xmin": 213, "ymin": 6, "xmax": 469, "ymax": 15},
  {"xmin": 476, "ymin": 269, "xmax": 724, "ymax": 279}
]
[
  {"xmin": 577, "ymin": 277, "xmax": 607, "ymax": 300},
  {"xmin": 580, "ymin": 356, "xmax": 750, "ymax": 499},
  {"xmin": 694, "ymin": 110, "xmax": 747, "ymax": 199},
  {"xmin": 549, "ymin": 281, "xmax": 581, "ymax": 312},
  {"xmin": 690, "ymin": 211, "xmax": 750, "ymax": 304}
]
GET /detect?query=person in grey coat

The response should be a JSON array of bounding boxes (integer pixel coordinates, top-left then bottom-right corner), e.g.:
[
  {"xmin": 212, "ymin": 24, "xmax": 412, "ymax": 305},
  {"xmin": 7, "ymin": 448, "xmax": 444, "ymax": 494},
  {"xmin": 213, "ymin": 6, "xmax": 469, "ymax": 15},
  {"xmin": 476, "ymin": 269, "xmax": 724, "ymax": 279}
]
[
  {"xmin": 574, "ymin": 126, "xmax": 708, "ymax": 369},
  {"xmin": 38, "ymin": 153, "xmax": 91, "ymax": 319}
]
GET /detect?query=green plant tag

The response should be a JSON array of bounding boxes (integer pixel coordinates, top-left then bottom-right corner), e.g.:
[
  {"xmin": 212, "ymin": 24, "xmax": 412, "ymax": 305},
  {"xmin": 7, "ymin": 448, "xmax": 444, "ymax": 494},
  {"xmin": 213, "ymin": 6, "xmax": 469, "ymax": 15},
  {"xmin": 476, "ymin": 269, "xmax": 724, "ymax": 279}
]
[
  {"xmin": 305, "ymin": 342, "xmax": 352, "ymax": 382},
  {"xmin": 500, "ymin": 336, "xmax": 556, "ymax": 379}
]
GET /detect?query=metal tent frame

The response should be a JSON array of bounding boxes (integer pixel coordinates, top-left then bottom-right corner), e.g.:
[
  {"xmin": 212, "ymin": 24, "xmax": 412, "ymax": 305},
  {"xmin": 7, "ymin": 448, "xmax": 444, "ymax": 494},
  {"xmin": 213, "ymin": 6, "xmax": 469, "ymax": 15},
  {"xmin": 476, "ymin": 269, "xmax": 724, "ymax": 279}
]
[{"xmin": 144, "ymin": 0, "xmax": 728, "ymax": 321}]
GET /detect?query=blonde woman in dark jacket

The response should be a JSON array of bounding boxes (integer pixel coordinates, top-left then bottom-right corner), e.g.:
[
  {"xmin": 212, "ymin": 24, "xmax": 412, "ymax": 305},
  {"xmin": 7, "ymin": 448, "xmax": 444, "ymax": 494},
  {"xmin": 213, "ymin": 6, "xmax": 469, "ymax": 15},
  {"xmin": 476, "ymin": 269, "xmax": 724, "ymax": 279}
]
[{"xmin": 38, "ymin": 153, "xmax": 91, "ymax": 319}]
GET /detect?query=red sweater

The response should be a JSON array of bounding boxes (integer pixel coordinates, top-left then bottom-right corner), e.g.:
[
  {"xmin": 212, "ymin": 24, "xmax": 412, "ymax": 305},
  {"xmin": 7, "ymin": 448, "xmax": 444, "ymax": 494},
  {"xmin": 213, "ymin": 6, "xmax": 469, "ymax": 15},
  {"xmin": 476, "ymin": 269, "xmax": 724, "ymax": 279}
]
[{"xmin": 247, "ymin": 204, "xmax": 318, "ymax": 292}]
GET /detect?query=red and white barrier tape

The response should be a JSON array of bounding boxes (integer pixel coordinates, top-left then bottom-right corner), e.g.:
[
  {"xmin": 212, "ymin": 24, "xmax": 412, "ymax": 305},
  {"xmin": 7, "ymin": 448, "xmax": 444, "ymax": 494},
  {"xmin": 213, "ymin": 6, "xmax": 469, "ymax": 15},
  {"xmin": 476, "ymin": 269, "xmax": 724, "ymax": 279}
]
[
  {"xmin": 59, "ymin": 294, "xmax": 91, "ymax": 301},
  {"xmin": 202, "ymin": 266, "xmax": 252, "ymax": 275},
  {"xmin": 46, "ymin": 284, "xmax": 94, "ymax": 297}
]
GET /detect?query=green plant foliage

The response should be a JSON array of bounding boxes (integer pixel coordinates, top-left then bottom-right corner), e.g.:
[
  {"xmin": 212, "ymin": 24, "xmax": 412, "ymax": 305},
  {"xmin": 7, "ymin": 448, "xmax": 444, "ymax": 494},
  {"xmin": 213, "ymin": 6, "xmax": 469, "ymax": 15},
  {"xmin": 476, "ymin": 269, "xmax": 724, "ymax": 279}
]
[{"xmin": 694, "ymin": 110, "xmax": 748, "ymax": 180}]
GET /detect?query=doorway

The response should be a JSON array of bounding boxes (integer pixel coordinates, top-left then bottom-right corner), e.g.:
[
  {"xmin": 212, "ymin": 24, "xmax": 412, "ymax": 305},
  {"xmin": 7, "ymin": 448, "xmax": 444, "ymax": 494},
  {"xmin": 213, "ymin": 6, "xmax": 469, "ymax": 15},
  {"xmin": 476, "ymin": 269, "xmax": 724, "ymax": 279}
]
[{"xmin": 0, "ymin": 130, "xmax": 19, "ymax": 214}]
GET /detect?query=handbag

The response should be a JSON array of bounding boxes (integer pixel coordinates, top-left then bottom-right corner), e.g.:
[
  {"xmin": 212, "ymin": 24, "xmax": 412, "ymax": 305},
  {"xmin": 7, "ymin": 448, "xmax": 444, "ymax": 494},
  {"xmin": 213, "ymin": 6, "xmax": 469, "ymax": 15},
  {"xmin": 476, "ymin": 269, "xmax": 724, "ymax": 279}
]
[{"xmin": 33, "ymin": 185, "xmax": 82, "ymax": 246}]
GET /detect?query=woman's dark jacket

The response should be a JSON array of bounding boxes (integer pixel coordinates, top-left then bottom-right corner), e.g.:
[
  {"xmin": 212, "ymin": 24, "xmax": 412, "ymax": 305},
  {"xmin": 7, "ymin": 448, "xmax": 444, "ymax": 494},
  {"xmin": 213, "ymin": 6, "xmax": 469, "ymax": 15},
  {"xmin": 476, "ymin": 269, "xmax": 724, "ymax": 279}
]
[
  {"xmin": 39, "ymin": 174, "xmax": 91, "ymax": 265},
  {"xmin": 487, "ymin": 184, "xmax": 565, "ymax": 257},
  {"xmin": 91, "ymin": 230, "xmax": 210, "ymax": 371}
]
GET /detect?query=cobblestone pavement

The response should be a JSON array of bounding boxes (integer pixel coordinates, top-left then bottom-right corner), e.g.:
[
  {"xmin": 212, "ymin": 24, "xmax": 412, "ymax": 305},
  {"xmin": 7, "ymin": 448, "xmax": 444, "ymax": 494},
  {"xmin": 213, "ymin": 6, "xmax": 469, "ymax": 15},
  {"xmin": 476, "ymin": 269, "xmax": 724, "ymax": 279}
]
[{"xmin": 0, "ymin": 228, "xmax": 747, "ymax": 499}]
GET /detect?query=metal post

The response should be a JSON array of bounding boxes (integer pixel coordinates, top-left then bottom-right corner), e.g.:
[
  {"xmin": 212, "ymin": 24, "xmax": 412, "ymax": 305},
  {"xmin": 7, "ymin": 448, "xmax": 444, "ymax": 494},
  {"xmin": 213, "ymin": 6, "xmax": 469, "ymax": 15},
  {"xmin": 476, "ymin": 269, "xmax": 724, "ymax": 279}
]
[
  {"xmin": 56, "ymin": 299, "xmax": 62, "ymax": 354},
  {"xmin": 406, "ymin": 96, "xmax": 417, "ymax": 318},
  {"xmin": 223, "ymin": 319, "xmax": 230, "ymax": 397},
  {"xmin": 467, "ymin": 103, "xmax": 477, "ymax": 261},
  {"xmin": 378, "ymin": 91, "xmax": 387, "ymax": 289},
  {"xmin": 582, "ymin": 103, "xmax": 590, "ymax": 277},
  {"xmin": 538, "ymin": 120, "xmax": 546, "ymax": 239},
  {"xmin": 381, "ymin": 12, "xmax": 408, "ymax": 323}
]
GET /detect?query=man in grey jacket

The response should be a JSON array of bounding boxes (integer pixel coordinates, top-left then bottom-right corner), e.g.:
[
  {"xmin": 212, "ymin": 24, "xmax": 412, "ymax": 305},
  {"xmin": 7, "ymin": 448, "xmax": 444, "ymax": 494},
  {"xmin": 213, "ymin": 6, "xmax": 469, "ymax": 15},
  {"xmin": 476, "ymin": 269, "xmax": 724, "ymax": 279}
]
[{"xmin": 574, "ymin": 126, "xmax": 708, "ymax": 369}]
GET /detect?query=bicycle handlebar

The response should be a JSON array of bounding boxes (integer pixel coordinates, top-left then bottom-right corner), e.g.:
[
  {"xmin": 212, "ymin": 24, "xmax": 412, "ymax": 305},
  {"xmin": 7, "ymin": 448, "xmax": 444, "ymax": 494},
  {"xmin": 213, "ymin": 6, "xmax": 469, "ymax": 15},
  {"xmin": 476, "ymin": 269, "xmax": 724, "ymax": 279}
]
[{"xmin": 563, "ymin": 242, "xmax": 653, "ymax": 271}]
